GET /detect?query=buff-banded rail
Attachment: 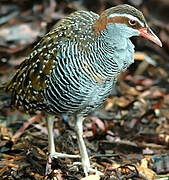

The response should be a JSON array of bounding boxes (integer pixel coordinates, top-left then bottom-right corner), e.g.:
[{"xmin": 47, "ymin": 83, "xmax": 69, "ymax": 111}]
[{"xmin": 1, "ymin": 4, "xmax": 162, "ymax": 176}]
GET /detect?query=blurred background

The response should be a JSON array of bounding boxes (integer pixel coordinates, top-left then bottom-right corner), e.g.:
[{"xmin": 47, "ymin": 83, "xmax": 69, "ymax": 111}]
[{"xmin": 0, "ymin": 0, "xmax": 169, "ymax": 179}]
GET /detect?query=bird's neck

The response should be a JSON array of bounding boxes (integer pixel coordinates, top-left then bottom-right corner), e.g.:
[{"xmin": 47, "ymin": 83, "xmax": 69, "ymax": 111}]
[
  {"xmin": 93, "ymin": 28, "xmax": 135, "ymax": 79},
  {"xmin": 100, "ymin": 24, "xmax": 134, "ymax": 49}
]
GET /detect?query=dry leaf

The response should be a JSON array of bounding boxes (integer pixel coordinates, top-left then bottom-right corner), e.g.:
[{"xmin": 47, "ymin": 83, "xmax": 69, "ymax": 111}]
[
  {"xmin": 136, "ymin": 165, "xmax": 156, "ymax": 180},
  {"xmin": 134, "ymin": 52, "xmax": 146, "ymax": 61}
]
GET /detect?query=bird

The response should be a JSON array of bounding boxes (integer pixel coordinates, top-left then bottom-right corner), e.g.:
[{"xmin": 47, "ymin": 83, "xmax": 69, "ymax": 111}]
[{"xmin": 1, "ymin": 4, "xmax": 162, "ymax": 176}]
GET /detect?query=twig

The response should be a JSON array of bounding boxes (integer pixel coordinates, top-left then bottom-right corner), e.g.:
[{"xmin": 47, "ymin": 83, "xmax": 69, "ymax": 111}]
[{"xmin": 12, "ymin": 115, "xmax": 41, "ymax": 143}]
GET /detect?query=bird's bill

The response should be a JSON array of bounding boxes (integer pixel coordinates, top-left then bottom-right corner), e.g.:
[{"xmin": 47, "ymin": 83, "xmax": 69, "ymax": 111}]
[{"xmin": 139, "ymin": 27, "xmax": 162, "ymax": 47}]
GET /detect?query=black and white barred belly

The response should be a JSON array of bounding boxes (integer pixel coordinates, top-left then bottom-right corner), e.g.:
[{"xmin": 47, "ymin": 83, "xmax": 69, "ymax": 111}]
[{"xmin": 43, "ymin": 54, "xmax": 116, "ymax": 115}]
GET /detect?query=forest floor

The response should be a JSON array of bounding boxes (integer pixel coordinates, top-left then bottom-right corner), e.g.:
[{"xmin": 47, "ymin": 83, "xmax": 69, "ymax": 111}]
[{"xmin": 0, "ymin": 0, "xmax": 169, "ymax": 179}]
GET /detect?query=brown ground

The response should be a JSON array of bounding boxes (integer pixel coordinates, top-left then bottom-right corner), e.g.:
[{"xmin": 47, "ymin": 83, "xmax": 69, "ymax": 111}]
[{"xmin": 0, "ymin": 0, "xmax": 169, "ymax": 179}]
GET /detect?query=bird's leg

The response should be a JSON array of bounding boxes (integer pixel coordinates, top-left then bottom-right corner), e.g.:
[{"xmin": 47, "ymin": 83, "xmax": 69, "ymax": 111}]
[
  {"xmin": 46, "ymin": 115, "xmax": 80, "ymax": 158},
  {"xmin": 47, "ymin": 115, "xmax": 56, "ymax": 155},
  {"xmin": 46, "ymin": 115, "xmax": 102, "ymax": 176},
  {"xmin": 75, "ymin": 116, "xmax": 104, "ymax": 176},
  {"xmin": 45, "ymin": 115, "xmax": 80, "ymax": 175},
  {"xmin": 75, "ymin": 116, "xmax": 90, "ymax": 176}
]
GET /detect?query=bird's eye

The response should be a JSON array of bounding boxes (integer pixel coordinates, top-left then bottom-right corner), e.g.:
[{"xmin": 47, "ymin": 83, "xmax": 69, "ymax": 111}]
[{"xmin": 129, "ymin": 19, "xmax": 136, "ymax": 26}]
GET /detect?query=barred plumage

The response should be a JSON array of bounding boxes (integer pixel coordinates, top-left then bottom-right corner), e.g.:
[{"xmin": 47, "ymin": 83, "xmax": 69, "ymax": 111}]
[
  {"xmin": 2, "ymin": 4, "xmax": 162, "ymax": 176},
  {"xmin": 5, "ymin": 9, "xmax": 129, "ymax": 115}
]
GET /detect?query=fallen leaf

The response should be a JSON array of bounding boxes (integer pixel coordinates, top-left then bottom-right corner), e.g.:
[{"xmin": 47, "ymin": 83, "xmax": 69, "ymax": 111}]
[
  {"xmin": 136, "ymin": 165, "xmax": 156, "ymax": 180},
  {"xmin": 81, "ymin": 175, "xmax": 100, "ymax": 180}
]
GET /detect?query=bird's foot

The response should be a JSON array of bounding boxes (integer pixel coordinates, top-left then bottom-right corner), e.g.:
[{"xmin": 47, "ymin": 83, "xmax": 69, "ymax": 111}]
[
  {"xmin": 45, "ymin": 152, "xmax": 80, "ymax": 175},
  {"xmin": 50, "ymin": 152, "xmax": 80, "ymax": 159},
  {"xmin": 70, "ymin": 162, "xmax": 103, "ymax": 176},
  {"xmin": 45, "ymin": 155, "xmax": 53, "ymax": 175},
  {"xmin": 88, "ymin": 168, "xmax": 103, "ymax": 176}
]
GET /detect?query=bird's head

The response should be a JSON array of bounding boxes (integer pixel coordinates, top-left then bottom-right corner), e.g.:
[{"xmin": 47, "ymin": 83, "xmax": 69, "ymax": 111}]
[{"xmin": 93, "ymin": 4, "xmax": 162, "ymax": 47}]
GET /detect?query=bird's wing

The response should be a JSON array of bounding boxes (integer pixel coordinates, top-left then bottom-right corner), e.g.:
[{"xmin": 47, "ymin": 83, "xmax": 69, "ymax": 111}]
[{"xmin": 4, "ymin": 10, "xmax": 99, "ymax": 113}]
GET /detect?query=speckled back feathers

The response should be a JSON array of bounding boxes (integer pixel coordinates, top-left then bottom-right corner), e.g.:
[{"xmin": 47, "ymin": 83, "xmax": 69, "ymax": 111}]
[{"xmin": 4, "ymin": 10, "xmax": 100, "ymax": 113}]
